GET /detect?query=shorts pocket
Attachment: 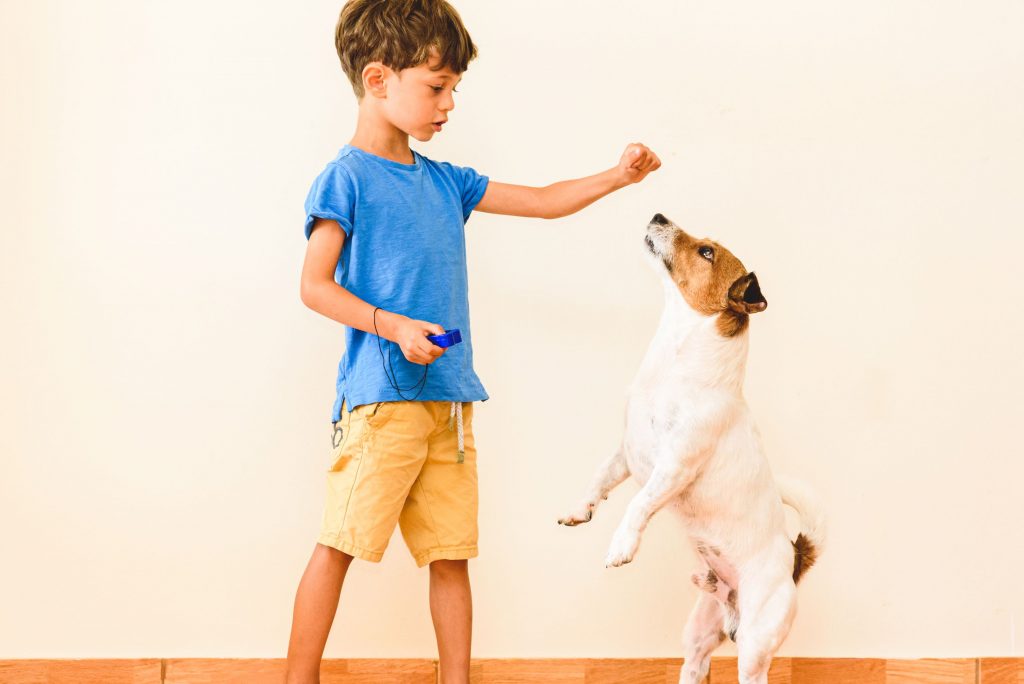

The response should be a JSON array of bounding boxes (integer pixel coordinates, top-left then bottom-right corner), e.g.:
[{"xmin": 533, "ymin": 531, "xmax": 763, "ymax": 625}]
[
  {"xmin": 327, "ymin": 405, "xmax": 357, "ymax": 472},
  {"xmin": 364, "ymin": 401, "xmax": 399, "ymax": 430}
]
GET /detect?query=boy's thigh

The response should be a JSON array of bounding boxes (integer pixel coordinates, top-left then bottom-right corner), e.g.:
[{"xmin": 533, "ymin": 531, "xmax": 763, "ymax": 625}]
[
  {"xmin": 399, "ymin": 402, "xmax": 479, "ymax": 567},
  {"xmin": 318, "ymin": 400, "xmax": 434, "ymax": 562}
]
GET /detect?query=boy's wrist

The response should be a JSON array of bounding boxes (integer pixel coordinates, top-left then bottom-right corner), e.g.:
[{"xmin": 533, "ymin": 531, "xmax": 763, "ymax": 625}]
[
  {"xmin": 372, "ymin": 307, "xmax": 404, "ymax": 341},
  {"xmin": 605, "ymin": 166, "xmax": 630, "ymax": 192}
]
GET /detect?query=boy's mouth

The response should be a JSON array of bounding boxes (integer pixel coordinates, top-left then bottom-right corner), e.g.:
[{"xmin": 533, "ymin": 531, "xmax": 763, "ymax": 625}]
[{"xmin": 432, "ymin": 120, "xmax": 446, "ymax": 132}]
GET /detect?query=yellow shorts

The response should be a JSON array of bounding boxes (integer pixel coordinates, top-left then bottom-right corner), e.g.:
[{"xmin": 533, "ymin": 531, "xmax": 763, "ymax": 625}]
[{"xmin": 317, "ymin": 400, "xmax": 478, "ymax": 568}]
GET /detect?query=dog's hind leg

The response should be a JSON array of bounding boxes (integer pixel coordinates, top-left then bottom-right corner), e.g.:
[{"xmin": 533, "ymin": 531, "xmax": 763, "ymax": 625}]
[
  {"xmin": 604, "ymin": 461, "xmax": 697, "ymax": 566},
  {"xmin": 734, "ymin": 579, "xmax": 797, "ymax": 684},
  {"xmin": 557, "ymin": 445, "xmax": 629, "ymax": 526},
  {"xmin": 678, "ymin": 593, "xmax": 726, "ymax": 684}
]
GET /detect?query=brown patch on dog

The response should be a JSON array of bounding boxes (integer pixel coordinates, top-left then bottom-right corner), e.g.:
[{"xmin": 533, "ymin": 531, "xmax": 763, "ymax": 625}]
[
  {"xmin": 658, "ymin": 220, "xmax": 767, "ymax": 336},
  {"xmin": 792, "ymin": 533, "xmax": 819, "ymax": 583},
  {"xmin": 716, "ymin": 272, "xmax": 767, "ymax": 337},
  {"xmin": 716, "ymin": 310, "xmax": 749, "ymax": 337}
]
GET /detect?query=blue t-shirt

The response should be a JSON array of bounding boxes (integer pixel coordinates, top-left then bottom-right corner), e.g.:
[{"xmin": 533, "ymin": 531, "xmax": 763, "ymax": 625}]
[{"xmin": 304, "ymin": 144, "xmax": 491, "ymax": 422}]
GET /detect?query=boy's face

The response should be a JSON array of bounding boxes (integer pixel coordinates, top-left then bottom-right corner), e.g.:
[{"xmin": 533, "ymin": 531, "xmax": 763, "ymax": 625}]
[{"xmin": 378, "ymin": 53, "xmax": 462, "ymax": 142}]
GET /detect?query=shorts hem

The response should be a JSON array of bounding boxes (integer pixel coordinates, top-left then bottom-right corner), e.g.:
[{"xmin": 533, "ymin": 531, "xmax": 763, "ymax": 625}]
[
  {"xmin": 316, "ymin": 534, "xmax": 385, "ymax": 563},
  {"xmin": 413, "ymin": 545, "xmax": 478, "ymax": 568}
]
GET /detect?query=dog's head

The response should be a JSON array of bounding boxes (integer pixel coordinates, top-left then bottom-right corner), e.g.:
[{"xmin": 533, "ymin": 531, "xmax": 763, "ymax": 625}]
[{"xmin": 644, "ymin": 213, "xmax": 767, "ymax": 336}]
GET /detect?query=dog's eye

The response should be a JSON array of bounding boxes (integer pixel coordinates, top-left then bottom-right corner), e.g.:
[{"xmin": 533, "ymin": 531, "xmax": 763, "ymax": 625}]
[{"xmin": 698, "ymin": 246, "xmax": 715, "ymax": 261}]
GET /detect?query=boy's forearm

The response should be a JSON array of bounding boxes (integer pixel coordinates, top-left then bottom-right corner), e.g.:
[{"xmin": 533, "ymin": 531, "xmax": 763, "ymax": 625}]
[
  {"xmin": 538, "ymin": 168, "xmax": 627, "ymax": 219},
  {"xmin": 301, "ymin": 281, "xmax": 401, "ymax": 340},
  {"xmin": 478, "ymin": 144, "xmax": 659, "ymax": 219}
]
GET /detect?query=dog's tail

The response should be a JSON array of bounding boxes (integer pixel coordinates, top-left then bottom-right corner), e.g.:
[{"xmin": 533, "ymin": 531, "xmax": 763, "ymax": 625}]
[{"xmin": 775, "ymin": 475, "xmax": 826, "ymax": 584}]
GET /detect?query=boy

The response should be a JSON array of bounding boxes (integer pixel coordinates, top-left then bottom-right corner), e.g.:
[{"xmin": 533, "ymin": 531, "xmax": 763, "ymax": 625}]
[{"xmin": 286, "ymin": 1, "xmax": 660, "ymax": 682}]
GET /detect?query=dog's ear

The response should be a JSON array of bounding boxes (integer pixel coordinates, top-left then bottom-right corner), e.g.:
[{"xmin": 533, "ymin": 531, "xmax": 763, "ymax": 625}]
[{"xmin": 728, "ymin": 272, "xmax": 767, "ymax": 314}]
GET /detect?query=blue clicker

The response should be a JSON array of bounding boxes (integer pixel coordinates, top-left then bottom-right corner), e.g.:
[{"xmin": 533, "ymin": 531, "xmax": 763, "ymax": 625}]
[{"xmin": 427, "ymin": 329, "xmax": 462, "ymax": 348}]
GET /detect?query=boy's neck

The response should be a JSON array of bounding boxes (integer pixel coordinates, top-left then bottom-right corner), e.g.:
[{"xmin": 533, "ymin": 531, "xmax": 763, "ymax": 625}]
[{"xmin": 349, "ymin": 106, "xmax": 415, "ymax": 165}]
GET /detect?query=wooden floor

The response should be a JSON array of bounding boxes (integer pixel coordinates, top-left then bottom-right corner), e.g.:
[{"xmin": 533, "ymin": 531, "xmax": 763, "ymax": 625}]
[{"xmin": 0, "ymin": 657, "xmax": 1021, "ymax": 683}]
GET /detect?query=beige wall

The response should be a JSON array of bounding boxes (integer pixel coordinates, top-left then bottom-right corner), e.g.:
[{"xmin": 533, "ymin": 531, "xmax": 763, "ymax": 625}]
[{"xmin": 2, "ymin": 0, "xmax": 1022, "ymax": 660}]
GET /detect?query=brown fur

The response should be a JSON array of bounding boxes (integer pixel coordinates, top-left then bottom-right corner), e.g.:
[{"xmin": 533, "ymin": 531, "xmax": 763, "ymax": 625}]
[
  {"xmin": 716, "ymin": 310, "xmax": 749, "ymax": 337},
  {"xmin": 791, "ymin": 533, "xmax": 819, "ymax": 583},
  {"xmin": 661, "ymin": 223, "xmax": 767, "ymax": 337}
]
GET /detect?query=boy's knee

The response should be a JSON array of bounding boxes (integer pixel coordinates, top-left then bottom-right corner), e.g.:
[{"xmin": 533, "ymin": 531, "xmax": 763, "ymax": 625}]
[
  {"xmin": 429, "ymin": 558, "xmax": 468, "ymax": 576},
  {"xmin": 316, "ymin": 542, "xmax": 354, "ymax": 565}
]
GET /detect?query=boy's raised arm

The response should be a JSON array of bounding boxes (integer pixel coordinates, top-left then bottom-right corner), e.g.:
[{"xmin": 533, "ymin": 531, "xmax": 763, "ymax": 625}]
[{"xmin": 475, "ymin": 143, "xmax": 661, "ymax": 220}]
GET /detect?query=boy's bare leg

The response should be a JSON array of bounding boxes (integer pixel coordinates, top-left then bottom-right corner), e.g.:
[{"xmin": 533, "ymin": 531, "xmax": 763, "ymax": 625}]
[
  {"xmin": 285, "ymin": 543, "xmax": 354, "ymax": 684},
  {"xmin": 429, "ymin": 559, "xmax": 472, "ymax": 684}
]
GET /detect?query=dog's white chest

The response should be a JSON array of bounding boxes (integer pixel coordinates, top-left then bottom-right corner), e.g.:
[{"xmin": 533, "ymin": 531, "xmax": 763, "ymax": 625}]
[
  {"xmin": 622, "ymin": 397, "xmax": 658, "ymax": 484},
  {"xmin": 622, "ymin": 362, "xmax": 704, "ymax": 485}
]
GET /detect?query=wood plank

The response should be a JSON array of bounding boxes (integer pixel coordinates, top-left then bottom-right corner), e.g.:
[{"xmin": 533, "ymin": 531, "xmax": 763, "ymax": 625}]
[
  {"xmin": 711, "ymin": 657, "xmax": 981, "ymax": 683},
  {"xmin": 469, "ymin": 658, "xmax": 577, "ymax": 683},
  {"xmin": 791, "ymin": 658, "xmax": 886, "ymax": 683},
  {"xmin": 980, "ymin": 658, "xmax": 1023, "ymax": 684},
  {"xmin": 323, "ymin": 655, "xmax": 436, "ymax": 684},
  {"xmin": 470, "ymin": 659, "xmax": 584, "ymax": 683},
  {"xmin": 710, "ymin": 657, "xmax": 792, "ymax": 683},
  {"xmin": 6, "ymin": 657, "xmax": 1024, "ymax": 683},
  {"xmin": 468, "ymin": 658, "xmax": 690, "ymax": 683},
  {"xmin": 163, "ymin": 658, "xmax": 435, "ymax": 684},
  {"xmin": 885, "ymin": 658, "xmax": 976, "ymax": 683},
  {"xmin": 0, "ymin": 659, "xmax": 162, "ymax": 684},
  {"xmin": 583, "ymin": 658, "xmax": 686, "ymax": 684},
  {"xmin": 323, "ymin": 659, "xmax": 437, "ymax": 684}
]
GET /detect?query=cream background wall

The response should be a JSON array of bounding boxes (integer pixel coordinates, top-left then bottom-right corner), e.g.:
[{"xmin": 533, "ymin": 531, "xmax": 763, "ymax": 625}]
[{"xmin": 2, "ymin": 0, "xmax": 1022, "ymax": 659}]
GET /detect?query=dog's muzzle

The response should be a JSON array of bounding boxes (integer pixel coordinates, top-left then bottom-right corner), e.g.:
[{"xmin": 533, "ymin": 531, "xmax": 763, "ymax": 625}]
[{"xmin": 646, "ymin": 214, "xmax": 676, "ymax": 258}]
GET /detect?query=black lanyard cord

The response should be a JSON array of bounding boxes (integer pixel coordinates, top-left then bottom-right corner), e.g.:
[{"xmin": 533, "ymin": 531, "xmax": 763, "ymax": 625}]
[{"xmin": 373, "ymin": 306, "xmax": 428, "ymax": 401}]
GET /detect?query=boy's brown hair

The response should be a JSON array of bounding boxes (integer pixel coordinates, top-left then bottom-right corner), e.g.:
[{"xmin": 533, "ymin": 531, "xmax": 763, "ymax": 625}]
[{"xmin": 335, "ymin": 0, "xmax": 478, "ymax": 99}]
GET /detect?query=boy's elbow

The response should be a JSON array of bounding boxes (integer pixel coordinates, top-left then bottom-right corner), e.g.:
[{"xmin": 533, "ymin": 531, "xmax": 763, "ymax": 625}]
[
  {"xmin": 534, "ymin": 186, "xmax": 569, "ymax": 219},
  {"xmin": 532, "ymin": 198, "xmax": 560, "ymax": 219},
  {"xmin": 299, "ymin": 279, "xmax": 320, "ymax": 310}
]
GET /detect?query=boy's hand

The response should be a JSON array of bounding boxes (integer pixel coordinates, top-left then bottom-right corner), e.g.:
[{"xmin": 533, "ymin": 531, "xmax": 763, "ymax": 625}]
[
  {"xmin": 616, "ymin": 143, "xmax": 661, "ymax": 186},
  {"xmin": 389, "ymin": 314, "xmax": 447, "ymax": 365}
]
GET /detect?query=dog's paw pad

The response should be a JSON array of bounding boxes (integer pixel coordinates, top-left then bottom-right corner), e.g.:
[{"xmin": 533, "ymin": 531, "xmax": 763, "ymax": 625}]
[
  {"xmin": 605, "ymin": 530, "xmax": 640, "ymax": 567},
  {"xmin": 557, "ymin": 505, "xmax": 595, "ymax": 527},
  {"xmin": 604, "ymin": 553, "xmax": 634, "ymax": 568}
]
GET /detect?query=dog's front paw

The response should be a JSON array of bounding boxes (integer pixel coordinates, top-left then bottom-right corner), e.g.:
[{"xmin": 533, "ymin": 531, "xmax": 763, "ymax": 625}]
[
  {"xmin": 557, "ymin": 501, "xmax": 596, "ymax": 527},
  {"xmin": 604, "ymin": 528, "xmax": 640, "ymax": 567}
]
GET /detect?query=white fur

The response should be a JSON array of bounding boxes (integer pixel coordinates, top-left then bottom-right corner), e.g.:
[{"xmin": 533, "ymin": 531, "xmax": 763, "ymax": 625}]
[{"xmin": 559, "ymin": 227, "xmax": 826, "ymax": 684}]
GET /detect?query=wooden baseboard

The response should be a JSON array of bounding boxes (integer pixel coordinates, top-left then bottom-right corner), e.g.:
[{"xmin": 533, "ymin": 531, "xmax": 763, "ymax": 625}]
[{"xmin": 0, "ymin": 657, "xmax": 1020, "ymax": 683}]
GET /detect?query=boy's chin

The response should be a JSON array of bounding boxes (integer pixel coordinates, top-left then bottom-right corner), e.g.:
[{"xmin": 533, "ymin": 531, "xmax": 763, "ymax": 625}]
[{"xmin": 410, "ymin": 129, "xmax": 435, "ymax": 142}]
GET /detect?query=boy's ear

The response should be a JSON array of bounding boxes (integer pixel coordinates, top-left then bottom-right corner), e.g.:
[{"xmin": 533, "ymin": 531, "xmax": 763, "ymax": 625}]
[{"xmin": 362, "ymin": 62, "xmax": 387, "ymax": 98}]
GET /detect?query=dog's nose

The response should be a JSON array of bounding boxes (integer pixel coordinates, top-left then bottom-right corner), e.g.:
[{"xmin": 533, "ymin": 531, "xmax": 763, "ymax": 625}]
[{"xmin": 651, "ymin": 213, "xmax": 669, "ymax": 226}]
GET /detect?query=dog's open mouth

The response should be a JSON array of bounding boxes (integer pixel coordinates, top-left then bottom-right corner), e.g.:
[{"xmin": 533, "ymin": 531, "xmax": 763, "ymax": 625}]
[{"xmin": 644, "ymin": 234, "xmax": 657, "ymax": 254}]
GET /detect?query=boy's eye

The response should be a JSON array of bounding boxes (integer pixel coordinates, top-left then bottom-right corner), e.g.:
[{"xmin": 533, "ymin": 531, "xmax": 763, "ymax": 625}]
[{"xmin": 431, "ymin": 86, "xmax": 459, "ymax": 93}]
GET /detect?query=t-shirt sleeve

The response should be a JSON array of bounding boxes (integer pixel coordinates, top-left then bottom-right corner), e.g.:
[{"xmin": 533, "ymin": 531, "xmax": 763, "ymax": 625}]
[
  {"xmin": 445, "ymin": 162, "xmax": 490, "ymax": 221},
  {"xmin": 303, "ymin": 163, "xmax": 356, "ymax": 240}
]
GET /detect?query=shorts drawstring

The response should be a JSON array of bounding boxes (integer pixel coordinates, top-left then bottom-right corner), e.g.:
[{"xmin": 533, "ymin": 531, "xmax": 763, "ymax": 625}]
[{"xmin": 448, "ymin": 401, "xmax": 465, "ymax": 464}]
